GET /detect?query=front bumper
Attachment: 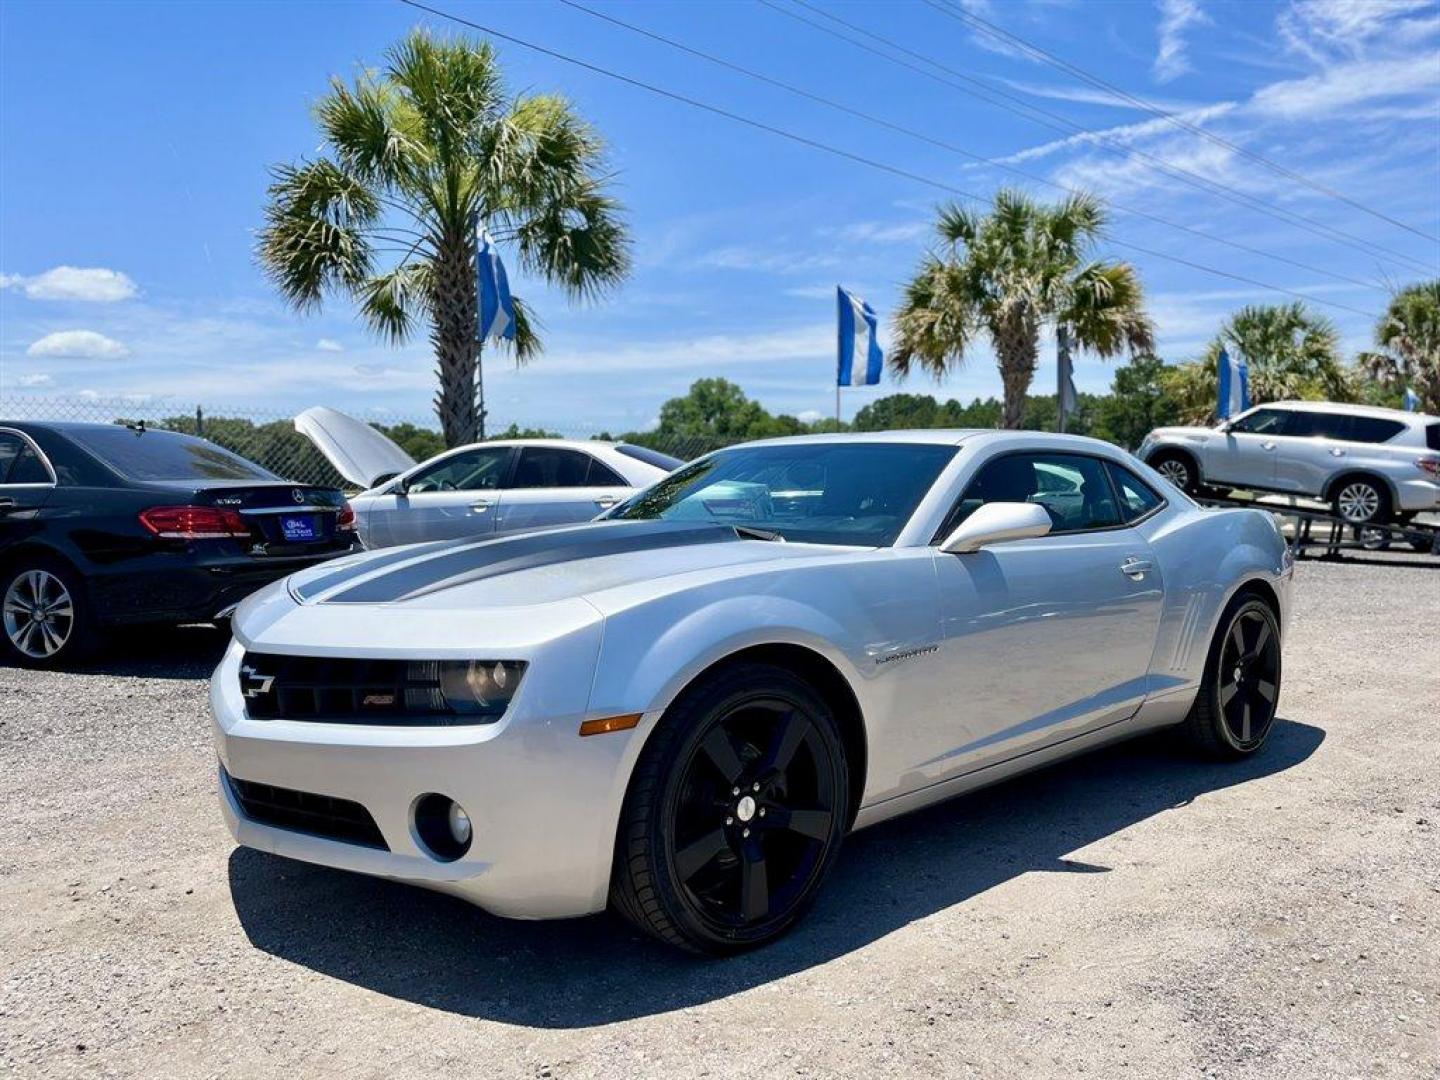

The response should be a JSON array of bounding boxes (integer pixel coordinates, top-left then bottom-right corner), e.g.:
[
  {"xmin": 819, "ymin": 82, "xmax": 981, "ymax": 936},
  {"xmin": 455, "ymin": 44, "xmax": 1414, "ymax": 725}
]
[{"xmin": 210, "ymin": 636, "xmax": 648, "ymax": 919}]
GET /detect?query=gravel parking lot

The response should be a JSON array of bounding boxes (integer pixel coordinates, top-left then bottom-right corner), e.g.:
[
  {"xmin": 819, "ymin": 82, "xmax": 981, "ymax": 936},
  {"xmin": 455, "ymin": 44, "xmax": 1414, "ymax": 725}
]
[{"xmin": 1, "ymin": 555, "xmax": 1436, "ymax": 1079}]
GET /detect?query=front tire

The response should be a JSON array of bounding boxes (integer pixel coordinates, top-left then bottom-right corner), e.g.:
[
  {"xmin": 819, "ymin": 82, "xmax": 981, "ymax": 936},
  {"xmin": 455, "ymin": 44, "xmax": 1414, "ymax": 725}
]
[
  {"xmin": 1181, "ymin": 596, "xmax": 1282, "ymax": 759},
  {"xmin": 610, "ymin": 662, "xmax": 850, "ymax": 954},
  {"xmin": 1, "ymin": 557, "xmax": 98, "ymax": 668},
  {"xmin": 1150, "ymin": 451, "xmax": 1199, "ymax": 494}
]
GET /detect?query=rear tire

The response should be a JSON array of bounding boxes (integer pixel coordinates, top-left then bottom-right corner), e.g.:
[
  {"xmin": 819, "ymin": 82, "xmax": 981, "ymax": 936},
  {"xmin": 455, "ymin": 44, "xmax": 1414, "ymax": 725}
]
[
  {"xmin": 1150, "ymin": 451, "xmax": 1199, "ymax": 494},
  {"xmin": 1181, "ymin": 596, "xmax": 1282, "ymax": 759},
  {"xmin": 0, "ymin": 556, "xmax": 99, "ymax": 668},
  {"xmin": 610, "ymin": 661, "xmax": 849, "ymax": 954},
  {"xmin": 1332, "ymin": 477, "xmax": 1390, "ymax": 526}
]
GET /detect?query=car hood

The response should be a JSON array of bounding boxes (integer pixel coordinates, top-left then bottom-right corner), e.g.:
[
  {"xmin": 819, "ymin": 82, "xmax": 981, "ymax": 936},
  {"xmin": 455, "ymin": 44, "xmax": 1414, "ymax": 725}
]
[
  {"xmin": 282, "ymin": 520, "xmax": 847, "ymax": 612},
  {"xmin": 1146, "ymin": 425, "xmax": 1217, "ymax": 443},
  {"xmin": 294, "ymin": 405, "xmax": 416, "ymax": 489}
]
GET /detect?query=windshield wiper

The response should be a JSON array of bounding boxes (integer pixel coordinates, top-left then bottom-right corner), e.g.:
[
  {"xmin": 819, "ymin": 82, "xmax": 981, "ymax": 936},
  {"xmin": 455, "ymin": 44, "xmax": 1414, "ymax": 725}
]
[{"xmin": 732, "ymin": 525, "xmax": 784, "ymax": 542}]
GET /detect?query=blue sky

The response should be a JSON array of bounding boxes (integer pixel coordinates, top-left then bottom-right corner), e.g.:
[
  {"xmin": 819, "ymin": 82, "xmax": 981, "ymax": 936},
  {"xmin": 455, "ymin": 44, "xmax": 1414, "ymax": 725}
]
[{"xmin": 2, "ymin": 0, "xmax": 1437, "ymax": 434}]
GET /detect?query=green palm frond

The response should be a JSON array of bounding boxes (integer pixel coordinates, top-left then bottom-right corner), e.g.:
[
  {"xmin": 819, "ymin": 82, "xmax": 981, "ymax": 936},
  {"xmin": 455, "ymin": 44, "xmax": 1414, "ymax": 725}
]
[
  {"xmin": 257, "ymin": 27, "xmax": 631, "ymax": 445},
  {"xmin": 258, "ymin": 159, "xmax": 380, "ymax": 309},
  {"xmin": 891, "ymin": 188, "xmax": 1147, "ymax": 427},
  {"xmin": 316, "ymin": 75, "xmax": 428, "ymax": 187},
  {"xmin": 356, "ymin": 262, "xmax": 433, "ymax": 343}
]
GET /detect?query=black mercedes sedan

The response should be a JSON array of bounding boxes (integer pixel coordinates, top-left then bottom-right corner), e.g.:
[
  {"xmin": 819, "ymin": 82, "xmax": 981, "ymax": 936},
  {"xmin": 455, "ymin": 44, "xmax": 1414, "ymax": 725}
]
[{"xmin": 0, "ymin": 420, "xmax": 362, "ymax": 667}]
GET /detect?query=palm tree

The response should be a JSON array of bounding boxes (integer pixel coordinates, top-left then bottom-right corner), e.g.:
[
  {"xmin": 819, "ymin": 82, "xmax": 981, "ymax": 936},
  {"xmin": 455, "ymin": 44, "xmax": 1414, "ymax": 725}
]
[
  {"xmin": 1357, "ymin": 281, "xmax": 1440, "ymax": 414},
  {"xmin": 891, "ymin": 189, "xmax": 1153, "ymax": 429},
  {"xmin": 258, "ymin": 30, "xmax": 630, "ymax": 446},
  {"xmin": 1203, "ymin": 302, "xmax": 1355, "ymax": 406}
]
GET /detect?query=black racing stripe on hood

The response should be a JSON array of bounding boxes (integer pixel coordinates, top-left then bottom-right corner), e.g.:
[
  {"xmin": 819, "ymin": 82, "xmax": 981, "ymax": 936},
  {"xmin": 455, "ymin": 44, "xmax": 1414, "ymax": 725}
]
[
  {"xmin": 290, "ymin": 537, "xmax": 466, "ymax": 603},
  {"xmin": 323, "ymin": 521, "xmax": 742, "ymax": 604}
]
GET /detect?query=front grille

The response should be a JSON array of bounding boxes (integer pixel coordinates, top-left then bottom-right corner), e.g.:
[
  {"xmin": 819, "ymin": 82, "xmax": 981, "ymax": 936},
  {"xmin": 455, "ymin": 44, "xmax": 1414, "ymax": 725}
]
[
  {"xmin": 225, "ymin": 769, "xmax": 387, "ymax": 849},
  {"xmin": 239, "ymin": 651, "xmax": 456, "ymax": 724}
]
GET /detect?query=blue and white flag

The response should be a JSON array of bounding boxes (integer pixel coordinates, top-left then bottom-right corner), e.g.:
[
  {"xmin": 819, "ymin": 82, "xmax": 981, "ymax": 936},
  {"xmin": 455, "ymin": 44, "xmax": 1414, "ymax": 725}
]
[
  {"xmin": 1403, "ymin": 386, "xmax": 1420, "ymax": 412},
  {"xmin": 477, "ymin": 225, "xmax": 516, "ymax": 344},
  {"xmin": 837, "ymin": 285, "xmax": 883, "ymax": 387},
  {"xmin": 1216, "ymin": 347, "xmax": 1250, "ymax": 419}
]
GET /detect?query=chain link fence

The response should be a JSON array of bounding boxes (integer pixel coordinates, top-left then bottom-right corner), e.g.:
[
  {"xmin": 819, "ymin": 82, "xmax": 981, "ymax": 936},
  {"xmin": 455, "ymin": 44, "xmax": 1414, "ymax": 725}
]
[{"xmin": 1, "ymin": 395, "xmax": 737, "ymax": 488}]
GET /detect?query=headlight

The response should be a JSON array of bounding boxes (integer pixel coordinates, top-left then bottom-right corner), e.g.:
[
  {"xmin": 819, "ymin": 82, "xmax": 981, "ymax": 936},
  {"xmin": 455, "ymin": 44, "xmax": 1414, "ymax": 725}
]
[{"xmin": 435, "ymin": 660, "xmax": 526, "ymax": 720}]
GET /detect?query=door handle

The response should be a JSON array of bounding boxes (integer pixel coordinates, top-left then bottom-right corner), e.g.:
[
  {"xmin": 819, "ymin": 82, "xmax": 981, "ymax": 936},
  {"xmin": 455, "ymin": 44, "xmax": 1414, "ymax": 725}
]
[
  {"xmin": 1119, "ymin": 557, "xmax": 1153, "ymax": 579},
  {"xmin": 0, "ymin": 497, "xmax": 15, "ymax": 509},
  {"xmin": 469, "ymin": 499, "xmax": 493, "ymax": 512},
  {"xmin": 1261, "ymin": 441, "xmax": 1277, "ymax": 451},
  {"xmin": 595, "ymin": 496, "xmax": 619, "ymax": 508},
  {"xmin": 1329, "ymin": 447, "xmax": 1345, "ymax": 457}
]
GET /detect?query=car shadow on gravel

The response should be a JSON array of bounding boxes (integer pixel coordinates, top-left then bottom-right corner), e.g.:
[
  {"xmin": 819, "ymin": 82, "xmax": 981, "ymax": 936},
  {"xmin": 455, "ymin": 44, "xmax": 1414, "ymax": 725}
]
[
  {"xmin": 0, "ymin": 623, "xmax": 230, "ymax": 679},
  {"xmin": 229, "ymin": 717, "xmax": 1324, "ymax": 1027}
]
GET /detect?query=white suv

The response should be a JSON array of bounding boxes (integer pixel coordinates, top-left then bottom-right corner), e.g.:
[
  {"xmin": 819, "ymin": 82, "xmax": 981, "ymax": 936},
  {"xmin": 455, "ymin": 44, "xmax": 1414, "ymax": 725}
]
[{"xmin": 1138, "ymin": 401, "xmax": 1440, "ymax": 525}]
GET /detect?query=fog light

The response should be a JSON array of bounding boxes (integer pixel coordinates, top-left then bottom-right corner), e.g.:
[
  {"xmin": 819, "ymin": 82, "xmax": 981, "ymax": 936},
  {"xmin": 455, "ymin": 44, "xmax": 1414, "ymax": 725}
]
[
  {"xmin": 413, "ymin": 793, "xmax": 472, "ymax": 861},
  {"xmin": 447, "ymin": 802, "xmax": 472, "ymax": 845}
]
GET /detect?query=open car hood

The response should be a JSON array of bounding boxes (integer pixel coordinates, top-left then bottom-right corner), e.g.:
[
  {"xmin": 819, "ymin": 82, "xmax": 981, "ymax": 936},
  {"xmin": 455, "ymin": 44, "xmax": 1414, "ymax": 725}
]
[{"xmin": 294, "ymin": 406, "xmax": 416, "ymax": 489}]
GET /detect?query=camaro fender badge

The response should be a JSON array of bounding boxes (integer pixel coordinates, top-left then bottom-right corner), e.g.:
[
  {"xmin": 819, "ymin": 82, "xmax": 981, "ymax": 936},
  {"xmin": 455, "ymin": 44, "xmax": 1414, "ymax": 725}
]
[
  {"xmin": 874, "ymin": 644, "xmax": 940, "ymax": 667},
  {"xmin": 239, "ymin": 665, "xmax": 276, "ymax": 698}
]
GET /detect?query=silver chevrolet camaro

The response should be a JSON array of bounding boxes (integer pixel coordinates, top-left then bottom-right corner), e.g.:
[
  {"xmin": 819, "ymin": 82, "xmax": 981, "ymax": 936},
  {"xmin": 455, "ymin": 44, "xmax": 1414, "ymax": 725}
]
[{"xmin": 212, "ymin": 431, "xmax": 1291, "ymax": 953}]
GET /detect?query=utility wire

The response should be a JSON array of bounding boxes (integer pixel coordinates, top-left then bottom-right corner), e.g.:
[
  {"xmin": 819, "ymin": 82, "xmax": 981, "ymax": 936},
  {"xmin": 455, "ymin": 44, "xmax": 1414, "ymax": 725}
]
[
  {"xmin": 556, "ymin": 0, "xmax": 1381, "ymax": 293},
  {"xmin": 397, "ymin": 0, "xmax": 1381, "ymax": 319},
  {"xmin": 766, "ymin": 0, "xmax": 1436, "ymax": 277},
  {"xmin": 932, "ymin": 0, "xmax": 1440, "ymax": 245}
]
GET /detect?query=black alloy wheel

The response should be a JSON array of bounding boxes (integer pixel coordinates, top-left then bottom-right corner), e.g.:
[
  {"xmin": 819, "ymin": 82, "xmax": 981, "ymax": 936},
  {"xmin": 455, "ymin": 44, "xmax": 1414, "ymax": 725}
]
[
  {"xmin": 1182, "ymin": 596, "xmax": 1282, "ymax": 758},
  {"xmin": 611, "ymin": 662, "xmax": 849, "ymax": 953}
]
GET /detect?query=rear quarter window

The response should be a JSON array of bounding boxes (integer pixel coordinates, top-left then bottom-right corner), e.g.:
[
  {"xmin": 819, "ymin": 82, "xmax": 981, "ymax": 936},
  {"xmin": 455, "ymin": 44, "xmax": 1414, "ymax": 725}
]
[
  {"xmin": 1427, "ymin": 424, "xmax": 1440, "ymax": 452},
  {"xmin": 1342, "ymin": 416, "xmax": 1407, "ymax": 444}
]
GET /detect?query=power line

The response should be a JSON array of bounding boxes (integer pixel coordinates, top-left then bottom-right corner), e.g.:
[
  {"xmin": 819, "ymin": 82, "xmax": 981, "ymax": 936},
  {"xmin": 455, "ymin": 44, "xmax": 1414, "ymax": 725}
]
[
  {"xmin": 932, "ymin": 0, "xmax": 1440, "ymax": 245},
  {"xmin": 396, "ymin": 0, "xmax": 1381, "ymax": 320},
  {"xmin": 765, "ymin": 0, "xmax": 1436, "ymax": 278},
  {"xmin": 556, "ymin": 0, "xmax": 1382, "ymax": 293}
]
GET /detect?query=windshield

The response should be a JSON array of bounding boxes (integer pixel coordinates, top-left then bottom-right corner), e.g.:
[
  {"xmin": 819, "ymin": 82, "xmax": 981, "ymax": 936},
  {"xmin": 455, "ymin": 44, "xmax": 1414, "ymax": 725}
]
[
  {"xmin": 609, "ymin": 441, "xmax": 957, "ymax": 546},
  {"xmin": 67, "ymin": 426, "xmax": 277, "ymax": 482}
]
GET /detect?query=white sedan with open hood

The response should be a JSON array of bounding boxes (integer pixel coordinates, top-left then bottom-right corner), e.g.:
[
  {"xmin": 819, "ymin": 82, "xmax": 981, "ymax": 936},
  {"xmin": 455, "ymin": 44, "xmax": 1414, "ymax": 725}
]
[
  {"xmin": 295, "ymin": 406, "xmax": 678, "ymax": 548},
  {"xmin": 213, "ymin": 430, "xmax": 1291, "ymax": 953}
]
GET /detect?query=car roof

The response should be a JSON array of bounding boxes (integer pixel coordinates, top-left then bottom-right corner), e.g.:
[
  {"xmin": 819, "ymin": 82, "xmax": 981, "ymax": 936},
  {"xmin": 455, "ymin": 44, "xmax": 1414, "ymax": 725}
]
[
  {"xmin": 723, "ymin": 429, "xmax": 1129, "ymax": 454},
  {"xmin": 1260, "ymin": 400, "xmax": 1426, "ymax": 422},
  {"xmin": 732, "ymin": 429, "xmax": 986, "ymax": 448},
  {"xmin": 444, "ymin": 438, "xmax": 620, "ymax": 451}
]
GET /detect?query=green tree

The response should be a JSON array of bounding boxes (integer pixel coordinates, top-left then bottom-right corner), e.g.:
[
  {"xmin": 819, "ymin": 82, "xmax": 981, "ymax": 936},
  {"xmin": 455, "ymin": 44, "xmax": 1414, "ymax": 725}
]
[
  {"xmin": 372, "ymin": 421, "xmax": 445, "ymax": 462},
  {"xmin": 258, "ymin": 30, "xmax": 630, "ymax": 447},
  {"xmin": 1092, "ymin": 354, "xmax": 1182, "ymax": 449},
  {"xmin": 654, "ymin": 378, "xmax": 774, "ymax": 439},
  {"xmin": 1356, "ymin": 281, "xmax": 1440, "ymax": 414},
  {"xmin": 1201, "ymin": 302, "xmax": 1355, "ymax": 409},
  {"xmin": 892, "ymin": 189, "xmax": 1153, "ymax": 429}
]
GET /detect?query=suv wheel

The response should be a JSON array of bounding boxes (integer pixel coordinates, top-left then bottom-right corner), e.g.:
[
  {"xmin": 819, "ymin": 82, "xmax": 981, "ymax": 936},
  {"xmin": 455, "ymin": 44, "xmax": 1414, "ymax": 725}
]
[
  {"xmin": 1333, "ymin": 478, "xmax": 1389, "ymax": 525},
  {"xmin": 1151, "ymin": 452, "xmax": 1198, "ymax": 494}
]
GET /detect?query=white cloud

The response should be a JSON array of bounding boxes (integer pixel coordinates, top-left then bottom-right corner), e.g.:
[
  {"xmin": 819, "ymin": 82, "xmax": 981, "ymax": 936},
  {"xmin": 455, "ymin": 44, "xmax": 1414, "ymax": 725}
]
[
  {"xmin": 316, "ymin": 338, "xmax": 344, "ymax": 352},
  {"xmin": 796, "ymin": 409, "xmax": 825, "ymax": 424},
  {"xmin": 3, "ymin": 266, "xmax": 138, "ymax": 302},
  {"xmin": 1249, "ymin": 53, "xmax": 1440, "ymax": 119},
  {"xmin": 16, "ymin": 373, "xmax": 53, "ymax": 387},
  {"xmin": 26, "ymin": 329, "xmax": 130, "ymax": 359},
  {"xmin": 1154, "ymin": 0, "xmax": 1209, "ymax": 83},
  {"xmin": 827, "ymin": 220, "xmax": 931, "ymax": 244},
  {"xmin": 78, "ymin": 389, "xmax": 101, "ymax": 401}
]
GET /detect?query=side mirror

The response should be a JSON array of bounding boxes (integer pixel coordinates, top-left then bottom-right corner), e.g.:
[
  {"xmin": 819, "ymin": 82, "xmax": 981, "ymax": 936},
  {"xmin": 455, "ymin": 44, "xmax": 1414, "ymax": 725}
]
[{"xmin": 939, "ymin": 502, "xmax": 1052, "ymax": 554}]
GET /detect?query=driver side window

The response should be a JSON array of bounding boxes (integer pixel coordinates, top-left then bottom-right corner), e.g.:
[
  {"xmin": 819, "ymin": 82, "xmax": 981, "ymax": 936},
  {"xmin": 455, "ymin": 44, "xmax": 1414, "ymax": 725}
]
[
  {"xmin": 406, "ymin": 447, "xmax": 511, "ymax": 493},
  {"xmin": 943, "ymin": 452, "xmax": 1123, "ymax": 536},
  {"xmin": 1230, "ymin": 409, "xmax": 1290, "ymax": 435}
]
